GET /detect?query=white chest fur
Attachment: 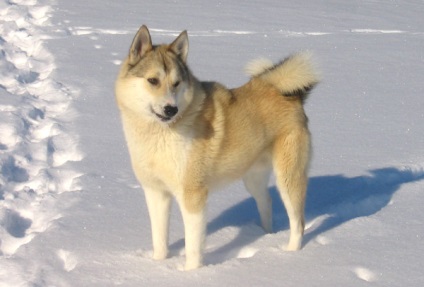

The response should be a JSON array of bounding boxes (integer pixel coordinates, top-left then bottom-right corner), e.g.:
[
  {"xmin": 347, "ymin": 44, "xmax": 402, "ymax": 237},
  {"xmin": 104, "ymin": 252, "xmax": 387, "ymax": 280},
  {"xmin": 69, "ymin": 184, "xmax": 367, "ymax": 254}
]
[{"xmin": 122, "ymin": 118, "xmax": 192, "ymax": 194}]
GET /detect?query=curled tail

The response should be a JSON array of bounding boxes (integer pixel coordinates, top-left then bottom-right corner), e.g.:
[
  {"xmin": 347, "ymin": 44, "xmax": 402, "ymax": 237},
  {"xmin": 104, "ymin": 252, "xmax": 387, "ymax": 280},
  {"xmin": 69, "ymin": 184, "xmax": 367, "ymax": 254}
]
[{"xmin": 245, "ymin": 52, "xmax": 320, "ymax": 98}]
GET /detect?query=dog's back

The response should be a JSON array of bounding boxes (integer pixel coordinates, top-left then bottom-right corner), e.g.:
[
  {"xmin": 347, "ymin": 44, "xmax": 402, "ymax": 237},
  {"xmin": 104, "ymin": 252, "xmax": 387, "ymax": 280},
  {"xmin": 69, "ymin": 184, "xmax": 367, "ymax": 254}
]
[{"xmin": 184, "ymin": 52, "xmax": 319, "ymax": 193}]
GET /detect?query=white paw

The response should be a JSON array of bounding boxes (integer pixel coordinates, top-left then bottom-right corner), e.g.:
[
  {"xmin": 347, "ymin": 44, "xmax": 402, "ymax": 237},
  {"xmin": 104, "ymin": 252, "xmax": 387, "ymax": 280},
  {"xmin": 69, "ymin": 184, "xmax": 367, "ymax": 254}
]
[
  {"xmin": 152, "ymin": 250, "xmax": 168, "ymax": 261},
  {"xmin": 184, "ymin": 257, "xmax": 202, "ymax": 271}
]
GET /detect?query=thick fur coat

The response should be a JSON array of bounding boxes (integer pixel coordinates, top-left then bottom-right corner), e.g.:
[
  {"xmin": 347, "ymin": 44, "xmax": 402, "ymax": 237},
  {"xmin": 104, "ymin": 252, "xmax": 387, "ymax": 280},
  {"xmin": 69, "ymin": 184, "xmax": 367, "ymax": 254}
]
[{"xmin": 115, "ymin": 25, "xmax": 319, "ymax": 270}]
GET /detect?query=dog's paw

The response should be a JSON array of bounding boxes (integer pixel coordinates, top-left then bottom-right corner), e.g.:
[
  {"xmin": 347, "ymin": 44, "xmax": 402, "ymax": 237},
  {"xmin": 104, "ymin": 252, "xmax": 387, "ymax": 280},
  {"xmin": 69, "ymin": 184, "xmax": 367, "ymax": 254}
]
[
  {"xmin": 175, "ymin": 261, "xmax": 202, "ymax": 271},
  {"xmin": 184, "ymin": 262, "xmax": 202, "ymax": 271},
  {"xmin": 284, "ymin": 239, "xmax": 302, "ymax": 251},
  {"xmin": 183, "ymin": 257, "xmax": 202, "ymax": 271},
  {"xmin": 152, "ymin": 249, "xmax": 168, "ymax": 261}
]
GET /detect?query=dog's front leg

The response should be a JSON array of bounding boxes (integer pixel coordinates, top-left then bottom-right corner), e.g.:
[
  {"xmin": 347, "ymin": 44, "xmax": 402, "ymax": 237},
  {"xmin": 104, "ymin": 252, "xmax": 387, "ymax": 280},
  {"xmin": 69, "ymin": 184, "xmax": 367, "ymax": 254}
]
[
  {"xmin": 144, "ymin": 187, "xmax": 172, "ymax": 260},
  {"xmin": 178, "ymin": 187, "xmax": 207, "ymax": 270}
]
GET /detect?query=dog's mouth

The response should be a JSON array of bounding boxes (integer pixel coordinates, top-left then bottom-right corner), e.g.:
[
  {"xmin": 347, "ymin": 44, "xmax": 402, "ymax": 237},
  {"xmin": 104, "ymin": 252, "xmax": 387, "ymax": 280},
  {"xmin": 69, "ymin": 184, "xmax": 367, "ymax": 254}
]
[{"xmin": 150, "ymin": 107, "xmax": 172, "ymax": 122}]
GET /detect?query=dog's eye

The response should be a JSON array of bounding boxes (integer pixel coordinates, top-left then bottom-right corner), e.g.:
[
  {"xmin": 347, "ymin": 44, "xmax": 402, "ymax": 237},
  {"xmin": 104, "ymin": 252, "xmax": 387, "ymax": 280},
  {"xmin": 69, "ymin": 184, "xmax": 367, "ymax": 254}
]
[
  {"xmin": 173, "ymin": 81, "xmax": 180, "ymax": 88},
  {"xmin": 147, "ymin": 78, "xmax": 159, "ymax": 86}
]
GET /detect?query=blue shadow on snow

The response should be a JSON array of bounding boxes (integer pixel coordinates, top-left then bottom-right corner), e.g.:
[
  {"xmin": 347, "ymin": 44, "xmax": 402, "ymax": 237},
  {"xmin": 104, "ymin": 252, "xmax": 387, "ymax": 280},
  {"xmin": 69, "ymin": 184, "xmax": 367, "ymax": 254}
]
[{"xmin": 169, "ymin": 166, "xmax": 424, "ymax": 261}]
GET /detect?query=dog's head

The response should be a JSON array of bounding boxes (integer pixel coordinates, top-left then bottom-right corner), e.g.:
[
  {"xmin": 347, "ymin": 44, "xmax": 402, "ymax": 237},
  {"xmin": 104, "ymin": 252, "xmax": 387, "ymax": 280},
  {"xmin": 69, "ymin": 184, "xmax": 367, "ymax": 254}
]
[{"xmin": 116, "ymin": 25, "xmax": 192, "ymax": 124}]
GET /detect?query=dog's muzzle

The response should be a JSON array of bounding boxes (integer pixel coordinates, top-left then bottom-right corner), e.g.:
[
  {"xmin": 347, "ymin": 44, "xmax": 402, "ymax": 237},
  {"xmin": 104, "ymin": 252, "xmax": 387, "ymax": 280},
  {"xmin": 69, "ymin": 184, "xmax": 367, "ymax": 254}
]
[
  {"xmin": 164, "ymin": 105, "xmax": 178, "ymax": 118},
  {"xmin": 151, "ymin": 105, "xmax": 179, "ymax": 122}
]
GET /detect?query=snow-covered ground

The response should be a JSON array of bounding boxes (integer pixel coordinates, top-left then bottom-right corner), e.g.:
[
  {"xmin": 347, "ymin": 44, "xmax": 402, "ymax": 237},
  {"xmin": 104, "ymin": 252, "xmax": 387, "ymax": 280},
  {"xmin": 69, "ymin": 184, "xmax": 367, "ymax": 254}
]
[{"xmin": 1, "ymin": 0, "xmax": 424, "ymax": 286}]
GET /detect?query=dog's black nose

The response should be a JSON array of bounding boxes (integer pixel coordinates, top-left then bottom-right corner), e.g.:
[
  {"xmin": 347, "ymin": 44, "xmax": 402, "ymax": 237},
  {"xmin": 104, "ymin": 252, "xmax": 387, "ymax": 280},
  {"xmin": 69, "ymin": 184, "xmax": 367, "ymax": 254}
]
[{"xmin": 164, "ymin": 105, "xmax": 178, "ymax": 117}]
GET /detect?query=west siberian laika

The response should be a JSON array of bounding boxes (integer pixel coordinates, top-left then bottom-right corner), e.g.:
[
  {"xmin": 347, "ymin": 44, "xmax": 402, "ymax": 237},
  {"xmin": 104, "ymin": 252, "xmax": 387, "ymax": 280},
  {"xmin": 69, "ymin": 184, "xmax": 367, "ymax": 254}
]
[{"xmin": 115, "ymin": 25, "xmax": 319, "ymax": 270}]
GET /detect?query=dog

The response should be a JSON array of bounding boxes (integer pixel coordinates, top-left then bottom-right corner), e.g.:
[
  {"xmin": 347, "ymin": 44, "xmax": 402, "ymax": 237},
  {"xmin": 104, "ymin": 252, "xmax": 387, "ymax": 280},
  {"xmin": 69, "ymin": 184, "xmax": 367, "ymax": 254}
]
[{"xmin": 115, "ymin": 25, "xmax": 319, "ymax": 270}]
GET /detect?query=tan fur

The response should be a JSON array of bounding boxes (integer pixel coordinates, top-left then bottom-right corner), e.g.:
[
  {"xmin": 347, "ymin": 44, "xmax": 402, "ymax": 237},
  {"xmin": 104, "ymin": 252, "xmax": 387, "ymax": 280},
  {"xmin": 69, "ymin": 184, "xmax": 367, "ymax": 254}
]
[
  {"xmin": 115, "ymin": 25, "xmax": 319, "ymax": 270},
  {"xmin": 244, "ymin": 57, "xmax": 274, "ymax": 76},
  {"xmin": 256, "ymin": 52, "xmax": 320, "ymax": 95}
]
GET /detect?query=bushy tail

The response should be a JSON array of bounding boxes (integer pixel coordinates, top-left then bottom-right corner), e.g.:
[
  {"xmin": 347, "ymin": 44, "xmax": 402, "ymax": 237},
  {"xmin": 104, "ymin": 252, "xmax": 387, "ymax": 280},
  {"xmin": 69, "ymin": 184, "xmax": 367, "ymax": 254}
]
[{"xmin": 245, "ymin": 52, "xmax": 320, "ymax": 98}]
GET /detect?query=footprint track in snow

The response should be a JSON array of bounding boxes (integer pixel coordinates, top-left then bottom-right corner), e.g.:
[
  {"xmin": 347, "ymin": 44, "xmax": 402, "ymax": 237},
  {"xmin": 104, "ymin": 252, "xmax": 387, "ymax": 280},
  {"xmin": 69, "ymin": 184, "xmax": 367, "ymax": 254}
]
[
  {"xmin": 57, "ymin": 249, "xmax": 78, "ymax": 272},
  {"xmin": 0, "ymin": 0, "xmax": 83, "ymax": 258},
  {"xmin": 353, "ymin": 266, "xmax": 378, "ymax": 282},
  {"xmin": 236, "ymin": 246, "xmax": 259, "ymax": 259}
]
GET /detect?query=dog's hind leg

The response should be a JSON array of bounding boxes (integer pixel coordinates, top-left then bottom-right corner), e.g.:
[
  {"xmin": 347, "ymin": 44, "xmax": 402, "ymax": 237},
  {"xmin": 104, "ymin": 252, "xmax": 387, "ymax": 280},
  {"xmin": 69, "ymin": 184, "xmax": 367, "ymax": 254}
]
[
  {"xmin": 273, "ymin": 129, "xmax": 310, "ymax": 251},
  {"xmin": 243, "ymin": 155, "xmax": 273, "ymax": 233},
  {"xmin": 144, "ymin": 188, "xmax": 172, "ymax": 260}
]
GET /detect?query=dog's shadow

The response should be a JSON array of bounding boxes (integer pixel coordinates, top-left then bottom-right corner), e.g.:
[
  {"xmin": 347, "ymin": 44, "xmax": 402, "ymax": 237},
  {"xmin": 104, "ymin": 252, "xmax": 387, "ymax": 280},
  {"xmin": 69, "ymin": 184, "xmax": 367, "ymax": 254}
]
[{"xmin": 169, "ymin": 166, "xmax": 424, "ymax": 264}]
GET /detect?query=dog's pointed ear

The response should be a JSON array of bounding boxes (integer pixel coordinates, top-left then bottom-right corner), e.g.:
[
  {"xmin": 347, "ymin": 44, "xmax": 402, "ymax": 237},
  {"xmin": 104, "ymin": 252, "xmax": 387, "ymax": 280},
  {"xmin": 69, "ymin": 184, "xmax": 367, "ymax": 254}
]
[
  {"xmin": 129, "ymin": 25, "xmax": 152, "ymax": 65},
  {"xmin": 169, "ymin": 30, "xmax": 189, "ymax": 62}
]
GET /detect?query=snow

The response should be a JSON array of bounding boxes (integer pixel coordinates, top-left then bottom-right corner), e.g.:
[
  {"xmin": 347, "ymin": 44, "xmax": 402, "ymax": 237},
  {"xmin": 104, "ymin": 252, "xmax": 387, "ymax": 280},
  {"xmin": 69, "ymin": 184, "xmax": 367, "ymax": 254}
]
[{"xmin": 1, "ymin": 0, "xmax": 424, "ymax": 286}]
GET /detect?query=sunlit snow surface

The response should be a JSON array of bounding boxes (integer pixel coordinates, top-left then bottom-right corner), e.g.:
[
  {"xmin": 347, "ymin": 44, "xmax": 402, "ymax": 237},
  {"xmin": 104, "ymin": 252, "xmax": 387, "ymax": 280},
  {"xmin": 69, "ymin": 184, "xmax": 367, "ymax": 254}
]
[{"xmin": 1, "ymin": 0, "xmax": 424, "ymax": 286}]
